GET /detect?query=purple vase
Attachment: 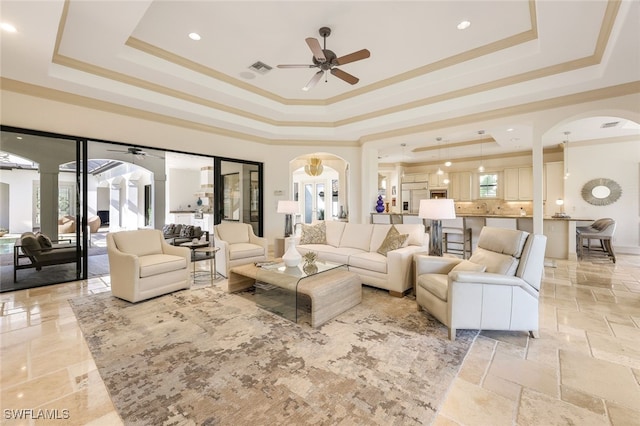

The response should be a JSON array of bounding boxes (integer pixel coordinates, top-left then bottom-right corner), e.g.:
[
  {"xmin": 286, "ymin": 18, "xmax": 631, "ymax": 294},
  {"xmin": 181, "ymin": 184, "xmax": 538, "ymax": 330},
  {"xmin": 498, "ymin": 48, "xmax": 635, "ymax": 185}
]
[{"xmin": 375, "ymin": 195, "xmax": 385, "ymax": 213}]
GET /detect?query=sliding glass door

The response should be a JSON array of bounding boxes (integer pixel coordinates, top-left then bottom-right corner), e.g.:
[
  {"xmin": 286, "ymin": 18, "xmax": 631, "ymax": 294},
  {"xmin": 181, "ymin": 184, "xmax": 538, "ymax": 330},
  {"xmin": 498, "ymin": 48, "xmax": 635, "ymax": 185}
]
[{"xmin": 0, "ymin": 127, "xmax": 86, "ymax": 291}]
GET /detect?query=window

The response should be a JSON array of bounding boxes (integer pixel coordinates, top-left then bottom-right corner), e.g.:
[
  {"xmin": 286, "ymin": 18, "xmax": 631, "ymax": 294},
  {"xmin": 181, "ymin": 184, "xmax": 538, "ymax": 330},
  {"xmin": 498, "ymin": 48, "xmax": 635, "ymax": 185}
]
[{"xmin": 479, "ymin": 173, "xmax": 498, "ymax": 198}]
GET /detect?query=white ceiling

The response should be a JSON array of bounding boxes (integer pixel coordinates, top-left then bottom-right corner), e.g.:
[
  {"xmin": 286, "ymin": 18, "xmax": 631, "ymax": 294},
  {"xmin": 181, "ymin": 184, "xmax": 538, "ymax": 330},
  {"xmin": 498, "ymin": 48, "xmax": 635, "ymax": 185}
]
[{"xmin": 1, "ymin": 0, "xmax": 638, "ymax": 165}]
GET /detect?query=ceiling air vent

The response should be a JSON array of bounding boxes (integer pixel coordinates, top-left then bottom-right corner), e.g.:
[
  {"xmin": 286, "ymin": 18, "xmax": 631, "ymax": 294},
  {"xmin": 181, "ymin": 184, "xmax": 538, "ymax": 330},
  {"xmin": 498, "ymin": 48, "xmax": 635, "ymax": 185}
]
[
  {"xmin": 248, "ymin": 61, "xmax": 272, "ymax": 75},
  {"xmin": 601, "ymin": 121, "xmax": 620, "ymax": 128}
]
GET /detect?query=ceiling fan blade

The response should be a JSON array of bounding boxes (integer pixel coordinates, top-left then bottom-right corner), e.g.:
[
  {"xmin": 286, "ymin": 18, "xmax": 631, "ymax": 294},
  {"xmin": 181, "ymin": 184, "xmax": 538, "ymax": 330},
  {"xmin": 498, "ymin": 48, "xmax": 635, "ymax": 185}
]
[
  {"xmin": 305, "ymin": 37, "xmax": 326, "ymax": 63},
  {"xmin": 335, "ymin": 49, "xmax": 370, "ymax": 66},
  {"xmin": 303, "ymin": 70, "xmax": 324, "ymax": 91},
  {"xmin": 330, "ymin": 68, "xmax": 359, "ymax": 85},
  {"xmin": 277, "ymin": 64, "xmax": 316, "ymax": 69}
]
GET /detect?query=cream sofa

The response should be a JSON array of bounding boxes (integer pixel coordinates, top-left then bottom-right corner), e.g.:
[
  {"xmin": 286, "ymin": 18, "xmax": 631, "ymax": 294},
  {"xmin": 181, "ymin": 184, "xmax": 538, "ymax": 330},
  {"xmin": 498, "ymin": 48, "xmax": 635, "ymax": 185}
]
[
  {"xmin": 107, "ymin": 229, "xmax": 191, "ymax": 303},
  {"xmin": 213, "ymin": 221, "xmax": 268, "ymax": 278},
  {"xmin": 415, "ymin": 226, "xmax": 547, "ymax": 340},
  {"xmin": 296, "ymin": 222, "xmax": 428, "ymax": 296}
]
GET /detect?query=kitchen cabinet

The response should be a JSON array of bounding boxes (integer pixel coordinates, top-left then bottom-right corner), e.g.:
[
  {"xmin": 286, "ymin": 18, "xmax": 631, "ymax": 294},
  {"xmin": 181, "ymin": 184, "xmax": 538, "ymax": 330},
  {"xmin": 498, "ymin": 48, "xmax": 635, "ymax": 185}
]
[
  {"xmin": 168, "ymin": 213, "xmax": 193, "ymax": 225},
  {"xmin": 402, "ymin": 173, "xmax": 428, "ymax": 184},
  {"xmin": 429, "ymin": 173, "xmax": 449, "ymax": 188},
  {"xmin": 504, "ymin": 167, "xmax": 532, "ymax": 200},
  {"xmin": 449, "ymin": 172, "xmax": 472, "ymax": 201}
]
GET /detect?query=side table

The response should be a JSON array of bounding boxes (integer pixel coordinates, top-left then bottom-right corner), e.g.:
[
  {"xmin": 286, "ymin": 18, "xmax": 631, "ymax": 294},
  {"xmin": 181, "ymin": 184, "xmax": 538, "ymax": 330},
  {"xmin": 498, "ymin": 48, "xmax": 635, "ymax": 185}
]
[{"xmin": 193, "ymin": 246, "xmax": 220, "ymax": 284}]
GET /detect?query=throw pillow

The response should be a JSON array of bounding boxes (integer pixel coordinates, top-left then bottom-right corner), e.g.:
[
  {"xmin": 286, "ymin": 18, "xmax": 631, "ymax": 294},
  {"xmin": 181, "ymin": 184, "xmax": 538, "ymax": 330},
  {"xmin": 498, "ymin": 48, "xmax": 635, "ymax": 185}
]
[
  {"xmin": 162, "ymin": 224, "xmax": 175, "ymax": 235},
  {"xmin": 451, "ymin": 260, "xmax": 486, "ymax": 273},
  {"xmin": 300, "ymin": 222, "xmax": 326, "ymax": 245},
  {"xmin": 377, "ymin": 226, "xmax": 409, "ymax": 256},
  {"xmin": 36, "ymin": 233, "xmax": 53, "ymax": 249},
  {"xmin": 179, "ymin": 225, "xmax": 195, "ymax": 238}
]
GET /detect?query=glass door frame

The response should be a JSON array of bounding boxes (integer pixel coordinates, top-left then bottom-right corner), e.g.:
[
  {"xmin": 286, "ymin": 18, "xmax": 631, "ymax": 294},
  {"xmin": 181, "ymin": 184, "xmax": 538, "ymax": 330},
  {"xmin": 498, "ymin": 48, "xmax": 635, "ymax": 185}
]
[{"xmin": 214, "ymin": 157, "xmax": 264, "ymax": 236}]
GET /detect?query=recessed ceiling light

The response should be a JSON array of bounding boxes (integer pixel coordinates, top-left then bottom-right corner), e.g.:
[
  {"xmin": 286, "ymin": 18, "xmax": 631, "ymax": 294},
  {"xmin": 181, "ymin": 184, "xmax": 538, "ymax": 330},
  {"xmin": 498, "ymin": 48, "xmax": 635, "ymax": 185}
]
[
  {"xmin": 1, "ymin": 22, "xmax": 17, "ymax": 33},
  {"xmin": 457, "ymin": 20, "xmax": 471, "ymax": 30},
  {"xmin": 188, "ymin": 32, "xmax": 201, "ymax": 41},
  {"xmin": 507, "ymin": 128, "xmax": 514, "ymax": 132},
  {"xmin": 444, "ymin": 161, "xmax": 452, "ymax": 167}
]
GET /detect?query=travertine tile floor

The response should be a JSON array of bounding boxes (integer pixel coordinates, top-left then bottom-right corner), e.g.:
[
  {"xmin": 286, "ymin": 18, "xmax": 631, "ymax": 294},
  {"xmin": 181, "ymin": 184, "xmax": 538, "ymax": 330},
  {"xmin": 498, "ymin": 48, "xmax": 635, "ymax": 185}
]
[{"xmin": 1, "ymin": 254, "xmax": 639, "ymax": 425}]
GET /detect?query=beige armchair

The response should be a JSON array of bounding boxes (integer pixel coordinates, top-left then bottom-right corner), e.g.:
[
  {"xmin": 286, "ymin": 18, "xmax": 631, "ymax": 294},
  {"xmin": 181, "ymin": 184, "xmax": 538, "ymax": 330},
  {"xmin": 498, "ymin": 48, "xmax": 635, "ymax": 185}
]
[
  {"xmin": 107, "ymin": 229, "xmax": 191, "ymax": 303},
  {"xmin": 213, "ymin": 221, "xmax": 267, "ymax": 278},
  {"xmin": 415, "ymin": 227, "xmax": 547, "ymax": 340}
]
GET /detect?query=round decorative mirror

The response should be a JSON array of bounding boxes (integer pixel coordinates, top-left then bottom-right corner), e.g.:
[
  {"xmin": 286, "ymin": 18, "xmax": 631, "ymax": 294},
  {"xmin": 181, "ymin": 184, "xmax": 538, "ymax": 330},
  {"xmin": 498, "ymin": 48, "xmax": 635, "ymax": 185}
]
[{"xmin": 581, "ymin": 178, "xmax": 622, "ymax": 206}]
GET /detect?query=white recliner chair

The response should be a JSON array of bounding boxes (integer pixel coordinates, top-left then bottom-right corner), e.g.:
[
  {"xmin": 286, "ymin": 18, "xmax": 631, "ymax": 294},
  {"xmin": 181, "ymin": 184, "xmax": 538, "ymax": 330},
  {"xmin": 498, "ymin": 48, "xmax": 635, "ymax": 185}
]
[
  {"xmin": 213, "ymin": 221, "xmax": 268, "ymax": 278},
  {"xmin": 107, "ymin": 229, "xmax": 191, "ymax": 302},
  {"xmin": 415, "ymin": 226, "xmax": 547, "ymax": 340}
]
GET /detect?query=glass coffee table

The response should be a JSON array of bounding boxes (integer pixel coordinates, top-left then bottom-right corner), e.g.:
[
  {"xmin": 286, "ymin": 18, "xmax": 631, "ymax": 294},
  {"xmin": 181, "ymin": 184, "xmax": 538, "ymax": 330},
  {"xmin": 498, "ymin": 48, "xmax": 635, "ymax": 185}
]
[{"xmin": 253, "ymin": 260, "xmax": 348, "ymax": 325}]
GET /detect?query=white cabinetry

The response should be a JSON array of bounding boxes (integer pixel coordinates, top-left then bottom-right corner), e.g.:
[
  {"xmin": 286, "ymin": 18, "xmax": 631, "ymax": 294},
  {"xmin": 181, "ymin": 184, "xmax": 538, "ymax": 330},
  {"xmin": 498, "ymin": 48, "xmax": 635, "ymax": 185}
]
[
  {"xmin": 449, "ymin": 172, "xmax": 472, "ymax": 201},
  {"xmin": 518, "ymin": 167, "xmax": 533, "ymax": 200},
  {"xmin": 429, "ymin": 173, "xmax": 449, "ymax": 188},
  {"xmin": 171, "ymin": 213, "xmax": 193, "ymax": 225},
  {"xmin": 504, "ymin": 167, "xmax": 533, "ymax": 200}
]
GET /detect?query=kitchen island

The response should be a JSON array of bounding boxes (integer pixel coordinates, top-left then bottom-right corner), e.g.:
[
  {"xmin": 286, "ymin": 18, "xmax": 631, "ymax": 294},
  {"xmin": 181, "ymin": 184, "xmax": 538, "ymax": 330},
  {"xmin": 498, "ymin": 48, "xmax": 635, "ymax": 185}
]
[{"xmin": 371, "ymin": 213, "xmax": 592, "ymax": 260}]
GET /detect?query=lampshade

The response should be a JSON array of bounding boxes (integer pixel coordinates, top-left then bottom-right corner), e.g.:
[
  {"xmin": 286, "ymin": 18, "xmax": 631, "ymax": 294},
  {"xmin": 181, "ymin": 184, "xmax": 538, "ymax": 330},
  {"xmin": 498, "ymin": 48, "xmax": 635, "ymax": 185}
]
[
  {"xmin": 418, "ymin": 198, "xmax": 456, "ymax": 220},
  {"xmin": 555, "ymin": 198, "xmax": 564, "ymax": 206},
  {"xmin": 304, "ymin": 158, "xmax": 324, "ymax": 176},
  {"xmin": 277, "ymin": 200, "xmax": 299, "ymax": 214}
]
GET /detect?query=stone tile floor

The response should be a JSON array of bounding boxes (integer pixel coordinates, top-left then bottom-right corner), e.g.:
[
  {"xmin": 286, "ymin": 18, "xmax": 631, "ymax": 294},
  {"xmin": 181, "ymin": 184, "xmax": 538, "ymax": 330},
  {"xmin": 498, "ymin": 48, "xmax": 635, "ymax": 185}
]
[{"xmin": 1, "ymin": 254, "xmax": 639, "ymax": 425}]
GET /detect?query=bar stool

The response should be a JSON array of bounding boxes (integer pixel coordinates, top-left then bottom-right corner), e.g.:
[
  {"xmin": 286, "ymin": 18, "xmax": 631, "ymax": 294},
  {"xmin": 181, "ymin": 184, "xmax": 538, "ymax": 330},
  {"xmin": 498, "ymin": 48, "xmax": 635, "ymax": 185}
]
[
  {"xmin": 576, "ymin": 218, "xmax": 616, "ymax": 263},
  {"xmin": 441, "ymin": 218, "xmax": 472, "ymax": 259},
  {"xmin": 443, "ymin": 227, "xmax": 473, "ymax": 259}
]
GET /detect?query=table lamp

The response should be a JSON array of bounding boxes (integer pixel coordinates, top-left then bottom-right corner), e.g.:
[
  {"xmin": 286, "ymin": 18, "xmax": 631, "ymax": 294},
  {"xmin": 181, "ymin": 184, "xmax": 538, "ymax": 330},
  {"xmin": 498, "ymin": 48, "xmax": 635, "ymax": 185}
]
[
  {"xmin": 553, "ymin": 198, "xmax": 570, "ymax": 218},
  {"xmin": 277, "ymin": 200, "xmax": 299, "ymax": 237},
  {"xmin": 418, "ymin": 198, "xmax": 456, "ymax": 256}
]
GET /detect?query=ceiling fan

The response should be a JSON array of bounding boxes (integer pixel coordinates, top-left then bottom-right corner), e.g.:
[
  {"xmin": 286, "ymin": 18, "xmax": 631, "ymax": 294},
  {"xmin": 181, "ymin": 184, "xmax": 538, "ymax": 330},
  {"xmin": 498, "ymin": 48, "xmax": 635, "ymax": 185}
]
[
  {"xmin": 107, "ymin": 147, "xmax": 164, "ymax": 159},
  {"xmin": 277, "ymin": 27, "xmax": 370, "ymax": 91}
]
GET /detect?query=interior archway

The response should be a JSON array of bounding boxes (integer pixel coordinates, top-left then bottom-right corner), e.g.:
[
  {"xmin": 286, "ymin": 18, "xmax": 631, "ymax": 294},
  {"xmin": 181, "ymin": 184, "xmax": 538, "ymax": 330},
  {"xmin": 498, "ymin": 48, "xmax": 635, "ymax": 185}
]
[{"xmin": 291, "ymin": 153, "xmax": 350, "ymax": 224}]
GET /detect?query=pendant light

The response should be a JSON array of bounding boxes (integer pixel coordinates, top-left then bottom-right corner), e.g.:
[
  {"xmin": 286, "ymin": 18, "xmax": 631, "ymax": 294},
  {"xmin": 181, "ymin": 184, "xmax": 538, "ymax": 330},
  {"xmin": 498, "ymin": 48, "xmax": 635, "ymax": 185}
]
[
  {"xmin": 401, "ymin": 143, "xmax": 406, "ymax": 178},
  {"xmin": 436, "ymin": 137, "xmax": 444, "ymax": 175},
  {"xmin": 563, "ymin": 131, "xmax": 570, "ymax": 180},
  {"xmin": 477, "ymin": 130, "xmax": 485, "ymax": 172},
  {"xmin": 305, "ymin": 157, "xmax": 323, "ymax": 176}
]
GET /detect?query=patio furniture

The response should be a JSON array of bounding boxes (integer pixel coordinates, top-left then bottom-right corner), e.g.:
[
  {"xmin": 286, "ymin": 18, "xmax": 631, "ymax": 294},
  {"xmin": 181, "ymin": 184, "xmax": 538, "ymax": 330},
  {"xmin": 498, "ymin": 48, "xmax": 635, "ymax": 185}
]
[{"xmin": 13, "ymin": 232, "xmax": 78, "ymax": 282}]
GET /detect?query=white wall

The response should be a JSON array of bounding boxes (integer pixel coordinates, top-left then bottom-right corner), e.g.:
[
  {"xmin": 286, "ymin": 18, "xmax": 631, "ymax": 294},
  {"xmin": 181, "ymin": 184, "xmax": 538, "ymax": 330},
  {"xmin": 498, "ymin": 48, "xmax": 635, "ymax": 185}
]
[
  {"xmin": 167, "ymin": 168, "xmax": 200, "ymax": 212},
  {"xmin": 565, "ymin": 139, "xmax": 640, "ymax": 253}
]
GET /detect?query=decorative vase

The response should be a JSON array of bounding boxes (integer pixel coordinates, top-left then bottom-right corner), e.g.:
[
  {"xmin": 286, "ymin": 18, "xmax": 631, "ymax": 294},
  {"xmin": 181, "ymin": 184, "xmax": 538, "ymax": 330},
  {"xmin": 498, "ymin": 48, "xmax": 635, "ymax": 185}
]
[
  {"xmin": 375, "ymin": 195, "xmax": 385, "ymax": 213},
  {"xmin": 282, "ymin": 237, "xmax": 301, "ymax": 267},
  {"xmin": 303, "ymin": 262, "xmax": 318, "ymax": 275}
]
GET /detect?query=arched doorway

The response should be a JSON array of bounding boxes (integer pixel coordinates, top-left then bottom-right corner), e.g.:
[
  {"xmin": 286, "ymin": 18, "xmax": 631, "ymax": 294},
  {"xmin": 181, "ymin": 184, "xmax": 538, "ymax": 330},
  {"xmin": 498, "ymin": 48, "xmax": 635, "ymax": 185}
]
[{"xmin": 291, "ymin": 153, "xmax": 349, "ymax": 224}]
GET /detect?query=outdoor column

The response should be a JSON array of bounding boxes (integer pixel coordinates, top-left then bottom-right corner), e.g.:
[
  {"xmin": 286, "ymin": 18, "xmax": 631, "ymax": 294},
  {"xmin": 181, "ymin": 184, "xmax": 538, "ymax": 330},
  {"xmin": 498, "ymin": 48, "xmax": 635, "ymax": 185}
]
[{"xmin": 39, "ymin": 162, "xmax": 60, "ymax": 240}]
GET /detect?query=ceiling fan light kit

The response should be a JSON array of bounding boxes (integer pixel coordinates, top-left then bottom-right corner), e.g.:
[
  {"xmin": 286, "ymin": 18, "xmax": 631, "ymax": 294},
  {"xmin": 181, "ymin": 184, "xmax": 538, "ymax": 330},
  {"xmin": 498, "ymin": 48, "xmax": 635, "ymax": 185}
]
[{"xmin": 278, "ymin": 26, "xmax": 370, "ymax": 91}]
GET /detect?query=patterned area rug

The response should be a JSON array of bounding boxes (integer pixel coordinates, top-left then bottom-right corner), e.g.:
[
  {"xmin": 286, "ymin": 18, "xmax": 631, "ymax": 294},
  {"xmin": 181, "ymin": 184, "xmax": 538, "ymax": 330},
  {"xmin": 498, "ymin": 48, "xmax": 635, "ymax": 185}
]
[{"xmin": 70, "ymin": 285, "xmax": 477, "ymax": 425}]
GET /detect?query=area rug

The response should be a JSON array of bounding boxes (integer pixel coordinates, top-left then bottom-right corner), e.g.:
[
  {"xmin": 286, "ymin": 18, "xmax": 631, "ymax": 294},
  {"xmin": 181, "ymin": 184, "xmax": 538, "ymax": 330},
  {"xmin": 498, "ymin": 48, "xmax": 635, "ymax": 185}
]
[{"xmin": 69, "ymin": 285, "xmax": 477, "ymax": 425}]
